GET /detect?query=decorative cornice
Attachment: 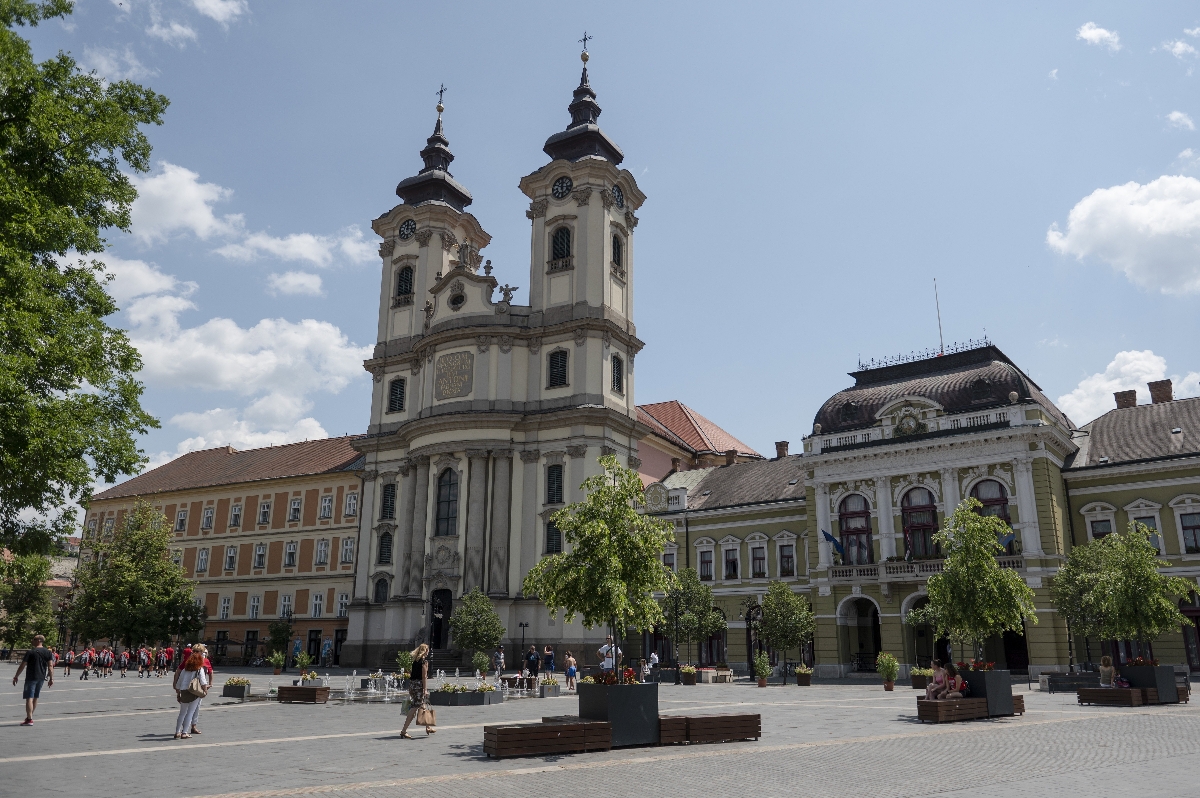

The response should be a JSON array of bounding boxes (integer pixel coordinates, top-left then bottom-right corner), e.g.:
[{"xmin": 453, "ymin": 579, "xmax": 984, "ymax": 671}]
[
  {"xmin": 610, "ymin": 220, "xmax": 628, "ymax": 236},
  {"xmin": 627, "ymin": 456, "xmax": 642, "ymax": 469},
  {"xmin": 398, "ymin": 458, "xmax": 414, "ymax": 477},
  {"xmin": 499, "ymin": 335, "xmax": 513, "ymax": 354},
  {"xmin": 414, "ymin": 229, "xmax": 433, "ymax": 247},
  {"xmin": 519, "ymin": 450, "xmax": 542, "ymax": 464},
  {"xmin": 624, "ymin": 211, "xmax": 638, "ymax": 230},
  {"xmin": 572, "ymin": 187, "xmax": 593, "ymax": 206},
  {"xmin": 492, "ymin": 448, "xmax": 513, "ymax": 458},
  {"xmin": 546, "ymin": 214, "xmax": 578, "ymax": 226},
  {"xmin": 600, "ymin": 445, "xmax": 617, "ymax": 457},
  {"xmin": 361, "ymin": 469, "xmax": 379, "ymax": 481},
  {"xmin": 599, "ymin": 189, "xmax": 615, "ymax": 209},
  {"xmin": 529, "ymin": 337, "xmax": 543, "ymax": 354},
  {"xmin": 379, "ymin": 240, "xmax": 395, "ymax": 259},
  {"xmin": 602, "ymin": 331, "xmax": 611, "ymax": 349},
  {"xmin": 477, "ymin": 335, "xmax": 492, "ymax": 353},
  {"xmin": 567, "ymin": 445, "xmax": 588, "ymax": 459},
  {"xmin": 544, "ymin": 451, "xmax": 566, "ymax": 465},
  {"xmin": 433, "ymin": 453, "xmax": 460, "ymax": 472},
  {"xmin": 465, "ymin": 448, "xmax": 490, "ymax": 460},
  {"xmin": 414, "ymin": 455, "xmax": 431, "ymax": 466},
  {"xmin": 392, "ymin": 253, "xmax": 418, "ymax": 265},
  {"xmin": 526, "ymin": 198, "xmax": 549, "ymax": 219}
]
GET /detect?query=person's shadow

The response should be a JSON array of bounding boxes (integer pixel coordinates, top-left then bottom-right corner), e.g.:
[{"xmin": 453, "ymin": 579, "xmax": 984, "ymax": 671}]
[{"xmin": 138, "ymin": 733, "xmax": 177, "ymax": 740}]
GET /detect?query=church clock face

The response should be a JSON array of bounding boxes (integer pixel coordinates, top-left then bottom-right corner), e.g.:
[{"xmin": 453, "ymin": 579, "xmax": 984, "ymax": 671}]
[
  {"xmin": 611, "ymin": 184, "xmax": 625, "ymax": 209},
  {"xmin": 397, "ymin": 219, "xmax": 416, "ymax": 240},
  {"xmin": 552, "ymin": 176, "xmax": 573, "ymax": 199}
]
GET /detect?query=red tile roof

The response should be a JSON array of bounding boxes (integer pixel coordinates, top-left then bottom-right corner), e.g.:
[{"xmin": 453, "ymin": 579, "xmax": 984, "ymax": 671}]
[
  {"xmin": 91, "ymin": 437, "xmax": 364, "ymax": 502},
  {"xmin": 637, "ymin": 401, "xmax": 762, "ymax": 459}
]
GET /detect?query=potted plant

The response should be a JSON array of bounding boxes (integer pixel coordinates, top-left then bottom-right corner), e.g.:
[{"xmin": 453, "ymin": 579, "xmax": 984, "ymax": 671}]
[
  {"xmin": 522, "ymin": 455, "xmax": 679, "ymax": 747},
  {"xmin": 293, "ymin": 652, "xmax": 314, "ymax": 684},
  {"xmin": 876, "ymin": 652, "xmax": 899, "ymax": 691},
  {"xmin": 910, "ymin": 666, "xmax": 933, "ymax": 690},
  {"xmin": 395, "ymin": 650, "xmax": 414, "ymax": 684},
  {"xmin": 429, "ymin": 682, "xmax": 503, "ymax": 706},
  {"xmin": 222, "ymin": 676, "xmax": 251, "ymax": 700},
  {"xmin": 539, "ymin": 675, "xmax": 561, "ymax": 698},
  {"xmin": 794, "ymin": 664, "xmax": 813, "ymax": 686},
  {"xmin": 267, "ymin": 650, "xmax": 285, "ymax": 675},
  {"xmin": 680, "ymin": 664, "xmax": 697, "ymax": 686},
  {"xmin": 299, "ymin": 670, "xmax": 322, "ymax": 687},
  {"xmin": 753, "ymin": 652, "xmax": 771, "ymax": 687}
]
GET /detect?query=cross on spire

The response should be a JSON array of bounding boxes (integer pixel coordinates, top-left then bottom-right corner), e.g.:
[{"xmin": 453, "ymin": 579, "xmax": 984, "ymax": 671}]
[
  {"xmin": 435, "ymin": 83, "xmax": 447, "ymax": 110},
  {"xmin": 579, "ymin": 31, "xmax": 592, "ymax": 51}
]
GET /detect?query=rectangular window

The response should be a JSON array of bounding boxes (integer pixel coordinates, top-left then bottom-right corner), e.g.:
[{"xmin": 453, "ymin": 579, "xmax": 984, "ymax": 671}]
[
  {"xmin": 175, "ymin": 509, "xmax": 188, "ymax": 531},
  {"xmin": 219, "ymin": 596, "xmax": 231, "ymax": 620},
  {"xmin": 230, "ymin": 503, "xmax": 242, "ymax": 528},
  {"xmin": 344, "ymin": 492, "xmax": 358, "ymax": 517},
  {"xmin": 546, "ymin": 522, "xmax": 562, "ymax": 554},
  {"xmin": 102, "ymin": 517, "xmax": 115, "ymax": 536},
  {"xmin": 547, "ymin": 350, "xmax": 569, "ymax": 388},
  {"xmin": 752, "ymin": 546, "xmax": 766, "ymax": 579},
  {"xmin": 284, "ymin": 541, "xmax": 297, "ymax": 568},
  {"xmin": 253, "ymin": 543, "xmax": 266, "ymax": 569},
  {"xmin": 779, "ymin": 544, "xmax": 795, "ymax": 577},
  {"xmin": 546, "ymin": 464, "xmax": 564, "ymax": 505},
  {"xmin": 699, "ymin": 550, "xmax": 713, "ymax": 581},
  {"xmin": 196, "ymin": 548, "xmax": 209, "ymax": 572},
  {"xmin": 315, "ymin": 539, "xmax": 329, "ymax": 565},
  {"xmin": 379, "ymin": 483, "xmax": 397, "ymax": 520},
  {"xmin": 663, "ymin": 551, "xmax": 675, "ymax": 571},
  {"xmin": 224, "ymin": 545, "xmax": 237, "ymax": 571},
  {"xmin": 1091, "ymin": 519, "xmax": 1113, "ymax": 539},
  {"xmin": 388, "ymin": 378, "xmax": 406, "ymax": 413},
  {"xmin": 258, "ymin": 501, "xmax": 271, "ymax": 525},
  {"xmin": 1134, "ymin": 515, "xmax": 1161, "ymax": 550},
  {"xmin": 611, "ymin": 355, "xmax": 624, "ymax": 394},
  {"xmin": 201, "ymin": 507, "xmax": 214, "ymax": 529},
  {"xmin": 280, "ymin": 593, "xmax": 293, "ymax": 618},
  {"xmin": 319, "ymin": 495, "xmax": 333, "ymax": 519},
  {"xmin": 171, "ymin": 549, "xmax": 183, "ymax": 566},
  {"xmin": 86, "ymin": 518, "xmax": 97, "ymax": 537},
  {"xmin": 249, "ymin": 595, "xmax": 260, "ymax": 620},
  {"xmin": 288, "ymin": 498, "xmax": 302, "ymax": 523},
  {"xmin": 1183, "ymin": 513, "xmax": 1200, "ymax": 554},
  {"xmin": 340, "ymin": 537, "xmax": 355, "ymax": 563},
  {"xmin": 312, "ymin": 592, "xmax": 323, "ymax": 618},
  {"xmin": 337, "ymin": 593, "xmax": 350, "ymax": 618},
  {"xmin": 724, "ymin": 549, "xmax": 739, "ymax": 580}
]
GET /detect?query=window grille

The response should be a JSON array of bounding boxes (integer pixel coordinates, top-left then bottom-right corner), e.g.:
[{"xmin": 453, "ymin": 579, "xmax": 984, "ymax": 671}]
[
  {"xmin": 546, "ymin": 464, "xmax": 564, "ymax": 505},
  {"xmin": 548, "ymin": 350, "xmax": 569, "ymax": 387},
  {"xmin": 378, "ymin": 531, "xmax": 393, "ymax": 564},
  {"xmin": 395, "ymin": 266, "xmax": 413, "ymax": 297},
  {"xmin": 551, "ymin": 227, "xmax": 572, "ymax": 263},
  {"xmin": 611, "ymin": 355, "xmax": 624, "ymax": 394},
  {"xmin": 435, "ymin": 469, "xmax": 459, "ymax": 535}
]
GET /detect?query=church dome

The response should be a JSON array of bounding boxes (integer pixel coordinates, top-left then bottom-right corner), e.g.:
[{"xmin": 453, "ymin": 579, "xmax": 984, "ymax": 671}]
[
  {"xmin": 395, "ymin": 103, "xmax": 473, "ymax": 212},
  {"xmin": 543, "ymin": 50, "xmax": 624, "ymax": 165}
]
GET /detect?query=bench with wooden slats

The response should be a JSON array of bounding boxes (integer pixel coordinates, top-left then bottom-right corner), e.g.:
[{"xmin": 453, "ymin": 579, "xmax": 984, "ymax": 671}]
[
  {"xmin": 684, "ymin": 713, "xmax": 761, "ymax": 743},
  {"xmin": 483, "ymin": 718, "xmax": 611, "ymax": 759},
  {"xmin": 917, "ymin": 697, "xmax": 988, "ymax": 722},
  {"xmin": 1077, "ymin": 687, "xmax": 1146, "ymax": 706},
  {"xmin": 276, "ymin": 686, "xmax": 329, "ymax": 704},
  {"xmin": 659, "ymin": 715, "xmax": 687, "ymax": 744}
]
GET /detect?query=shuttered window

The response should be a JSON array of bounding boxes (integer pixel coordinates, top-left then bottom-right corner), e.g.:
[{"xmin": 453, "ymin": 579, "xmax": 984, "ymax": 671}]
[
  {"xmin": 546, "ymin": 522, "xmax": 562, "ymax": 554},
  {"xmin": 395, "ymin": 266, "xmax": 413, "ymax": 296},
  {"xmin": 387, "ymin": 378, "xmax": 406, "ymax": 413},
  {"xmin": 548, "ymin": 350, "xmax": 568, "ymax": 387},
  {"xmin": 552, "ymin": 227, "xmax": 571, "ymax": 260},
  {"xmin": 378, "ymin": 531, "xmax": 393, "ymax": 565},
  {"xmin": 611, "ymin": 355, "xmax": 624, "ymax": 394},
  {"xmin": 546, "ymin": 464, "xmax": 564, "ymax": 505},
  {"xmin": 379, "ymin": 483, "xmax": 396, "ymax": 520}
]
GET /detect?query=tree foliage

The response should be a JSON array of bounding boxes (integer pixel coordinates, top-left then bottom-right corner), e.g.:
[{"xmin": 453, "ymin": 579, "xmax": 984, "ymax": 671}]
[
  {"xmin": 663, "ymin": 567, "xmax": 727, "ymax": 664},
  {"xmin": 906, "ymin": 499, "xmax": 1037, "ymax": 657},
  {"xmin": 1050, "ymin": 535, "xmax": 1107, "ymax": 641},
  {"xmin": 70, "ymin": 501, "xmax": 202, "ymax": 646},
  {"xmin": 448, "ymin": 586, "xmax": 506, "ymax": 655},
  {"xmin": 268, "ymin": 617, "xmax": 294, "ymax": 655},
  {"xmin": 1092, "ymin": 522, "xmax": 1191, "ymax": 644},
  {"xmin": 0, "ymin": 550, "xmax": 56, "ymax": 648},
  {"xmin": 523, "ymin": 455, "xmax": 678, "ymax": 641},
  {"xmin": 759, "ymin": 580, "xmax": 815, "ymax": 655},
  {"xmin": 0, "ymin": 0, "xmax": 166, "ymax": 553}
]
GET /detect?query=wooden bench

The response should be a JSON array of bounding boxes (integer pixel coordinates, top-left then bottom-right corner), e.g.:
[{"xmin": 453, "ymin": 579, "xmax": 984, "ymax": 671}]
[
  {"xmin": 659, "ymin": 715, "xmax": 687, "ymax": 744},
  {"xmin": 483, "ymin": 718, "xmax": 611, "ymax": 759},
  {"xmin": 684, "ymin": 713, "xmax": 761, "ymax": 743},
  {"xmin": 276, "ymin": 686, "xmax": 329, "ymax": 704},
  {"xmin": 1077, "ymin": 687, "xmax": 1150, "ymax": 706},
  {"xmin": 916, "ymin": 694, "xmax": 1025, "ymax": 723}
]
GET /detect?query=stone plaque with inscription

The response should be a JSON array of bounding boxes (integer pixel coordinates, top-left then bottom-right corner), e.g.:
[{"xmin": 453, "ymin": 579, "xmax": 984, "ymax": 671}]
[{"xmin": 434, "ymin": 351, "xmax": 474, "ymax": 400}]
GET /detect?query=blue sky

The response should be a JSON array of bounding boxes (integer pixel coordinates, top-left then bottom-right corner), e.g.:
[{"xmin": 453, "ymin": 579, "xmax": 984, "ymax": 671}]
[{"xmin": 30, "ymin": 1, "xmax": 1200, "ymax": 477}]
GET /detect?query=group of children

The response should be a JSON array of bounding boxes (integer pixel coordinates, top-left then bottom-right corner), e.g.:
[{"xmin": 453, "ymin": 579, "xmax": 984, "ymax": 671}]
[{"xmin": 60, "ymin": 645, "xmax": 175, "ymax": 679}]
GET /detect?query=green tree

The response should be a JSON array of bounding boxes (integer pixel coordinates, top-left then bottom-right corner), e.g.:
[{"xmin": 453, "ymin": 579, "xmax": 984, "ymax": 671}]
[
  {"xmin": 1093, "ymin": 522, "xmax": 1194, "ymax": 649},
  {"xmin": 268, "ymin": 618, "xmax": 294, "ymax": 655},
  {"xmin": 663, "ymin": 567, "xmax": 726, "ymax": 665},
  {"xmin": 759, "ymin": 580, "xmax": 815, "ymax": 675},
  {"xmin": 523, "ymin": 455, "xmax": 678, "ymax": 670},
  {"xmin": 70, "ymin": 501, "xmax": 202, "ymax": 646},
  {"xmin": 1051, "ymin": 536, "xmax": 1108, "ymax": 662},
  {"xmin": 1, "ymin": 0, "xmax": 167, "ymax": 554},
  {"xmin": 907, "ymin": 499, "xmax": 1037, "ymax": 661},
  {"xmin": 0, "ymin": 551, "xmax": 56, "ymax": 648},
  {"xmin": 448, "ymin": 586, "xmax": 506, "ymax": 659}
]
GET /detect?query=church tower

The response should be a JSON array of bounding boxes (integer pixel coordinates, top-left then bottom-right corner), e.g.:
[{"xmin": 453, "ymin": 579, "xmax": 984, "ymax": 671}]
[{"xmin": 343, "ymin": 51, "xmax": 649, "ymax": 667}]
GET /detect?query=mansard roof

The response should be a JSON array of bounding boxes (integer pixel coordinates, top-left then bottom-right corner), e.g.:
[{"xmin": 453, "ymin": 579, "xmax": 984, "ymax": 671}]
[
  {"xmin": 638, "ymin": 400, "xmax": 763, "ymax": 459},
  {"xmin": 660, "ymin": 456, "xmax": 805, "ymax": 512},
  {"xmin": 1066, "ymin": 396, "xmax": 1200, "ymax": 470},
  {"xmin": 812, "ymin": 345, "xmax": 1073, "ymax": 435},
  {"xmin": 91, "ymin": 437, "xmax": 364, "ymax": 502}
]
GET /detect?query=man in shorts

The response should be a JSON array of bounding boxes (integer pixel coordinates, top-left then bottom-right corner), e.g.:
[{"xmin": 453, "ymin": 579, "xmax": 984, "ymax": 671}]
[{"xmin": 13, "ymin": 634, "xmax": 54, "ymax": 725}]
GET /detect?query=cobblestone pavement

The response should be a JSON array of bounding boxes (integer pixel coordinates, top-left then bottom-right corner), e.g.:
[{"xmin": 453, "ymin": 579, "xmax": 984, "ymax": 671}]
[{"xmin": 3, "ymin": 663, "xmax": 1198, "ymax": 798}]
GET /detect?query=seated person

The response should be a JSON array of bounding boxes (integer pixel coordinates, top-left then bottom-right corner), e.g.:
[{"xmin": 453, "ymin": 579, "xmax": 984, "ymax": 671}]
[
  {"xmin": 1098, "ymin": 655, "xmax": 1116, "ymax": 688},
  {"xmin": 925, "ymin": 659, "xmax": 947, "ymax": 700},
  {"xmin": 942, "ymin": 664, "xmax": 964, "ymax": 699}
]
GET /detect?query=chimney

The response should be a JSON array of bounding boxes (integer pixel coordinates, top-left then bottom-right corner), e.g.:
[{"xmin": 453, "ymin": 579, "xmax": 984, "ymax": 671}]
[
  {"xmin": 1148, "ymin": 379, "xmax": 1173, "ymax": 404},
  {"xmin": 775, "ymin": 441, "xmax": 789, "ymax": 459},
  {"xmin": 670, "ymin": 457, "xmax": 682, "ymax": 472},
  {"xmin": 725, "ymin": 449, "xmax": 737, "ymax": 466},
  {"xmin": 1114, "ymin": 390, "xmax": 1137, "ymax": 410}
]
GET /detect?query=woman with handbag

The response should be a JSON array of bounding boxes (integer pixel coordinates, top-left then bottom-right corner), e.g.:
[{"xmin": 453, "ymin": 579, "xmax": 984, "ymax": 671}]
[
  {"xmin": 173, "ymin": 648, "xmax": 210, "ymax": 739},
  {"xmin": 400, "ymin": 643, "xmax": 435, "ymax": 739}
]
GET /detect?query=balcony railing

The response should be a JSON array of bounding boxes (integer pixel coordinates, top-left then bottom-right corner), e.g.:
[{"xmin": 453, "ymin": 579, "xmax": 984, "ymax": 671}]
[{"xmin": 829, "ymin": 556, "xmax": 1024, "ymax": 582}]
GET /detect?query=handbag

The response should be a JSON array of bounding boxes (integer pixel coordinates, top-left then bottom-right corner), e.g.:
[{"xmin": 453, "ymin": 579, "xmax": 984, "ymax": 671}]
[
  {"xmin": 416, "ymin": 706, "xmax": 436, "ymax": 727},
  {"xmin": 182, "ymin": 674, "xmax": 209, "ymax": 700}
]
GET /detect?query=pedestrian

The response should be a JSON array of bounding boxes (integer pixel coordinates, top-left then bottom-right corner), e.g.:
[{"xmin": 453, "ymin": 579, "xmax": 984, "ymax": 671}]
[
  {"xmin": 649, "ymin": 651, "xmax": 659, "ymax": 669},
  {"xmin": 565, "ymin": 651, "xmax": 577, "ymax": 691},
  {"xmin": 12, "ymin": 634, "xmax": 54, "ymax": 725},
  {"xmin": 118, "ymin": 648, "xmax": 129, "ymax": 677},
  {"xmin": 78, "ymin": 647, "xmax": 91, "ymax": 680},
  {"xmin": 493, "ymin": 646, "xmax": 505, "ymax": 676},
  {"xmin": 173, "ymin": 648, "xmax": 209, "ymax": 739},
  {"xmin": 543, "ymin": 645, "xmax": 555, "ymax": 675},
  {"xmin": 598, "ymin": 636, "xmax": 621, "ymax": 672},
  {"xmin": 640, "ymin": 658, "xmax": 651, "ymax": 682},
  {"xmin": 138, "ymin": 645, "xmax": 149, "ymax": 677},
  {"xmin": 178, "ymin": 643, "xmax": 213, "ymax": 735},
  {"xmin": 63, "ymin": 649, "xmax": 74, "ymax": 677},
  {"xmin": 400, "ymin": 643, "xmax": 435, "ymax": 739},
  {"xmin": 525, "ymin": 645, "xmax": 540, "ymax": 680}
]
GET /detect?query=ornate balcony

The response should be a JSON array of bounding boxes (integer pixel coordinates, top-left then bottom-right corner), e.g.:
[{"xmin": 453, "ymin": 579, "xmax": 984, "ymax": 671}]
[{"xmin": 828, "ymin": 556, "xmax": 1024, "ymax": 583}]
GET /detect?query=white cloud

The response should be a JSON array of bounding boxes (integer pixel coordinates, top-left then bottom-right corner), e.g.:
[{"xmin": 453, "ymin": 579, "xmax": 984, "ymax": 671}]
[
  {"xmin": 146, "ymin": 20, "xmax": 198, "ymax": 46},
  {"xmin": 1048, "ymin": 68, "xmax": 1058, "ymax": 80},
  {"xmin": 1058, "ymin": 350, "xmax": 1200, "ymax": 424},
  {"xmin": 1178, "ymin": 148, "xmax": 1200, "ymax": 170},
  {"xmin": 81, "ymin": 46, "xmax": 152, "ymax": 81},
  {"xmin": 1077, "ymin": 22, "xmax": 1121, "ymax": 51},
  {"xmin": 130, "ymin": 161, "xmax": 243, "ymax": 245},
  {"xmin": 1187, "ymin": 27, "xmax": 1200, "ymax": 38},
  {"xmin": 216, "ymin": 225, "xmax": 375, "ymax": 267},
  {"xmin": 1047, "ymin": 175, "xmax": 1200, "ymax": 294},
  {"xmin": 191, "ymin": 0, "xmax": 248, "ymax": 26},
  {"xmin": 1168, "ymin": 111, "xmax": 1196, "ymax": 131},
  {"xmin": 99, "ymin": 254, "xmax": 197, "ymax": 305},
  {"xmin": 267, "ymin": 271, "xmax": 324, "ymax": 296},
  {"xmin": 1163, "ymin": 40, "xmax": 1199, "ymax": 59}
]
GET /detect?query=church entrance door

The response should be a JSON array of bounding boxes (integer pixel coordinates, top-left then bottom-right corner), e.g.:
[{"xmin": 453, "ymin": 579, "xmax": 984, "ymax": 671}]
[{"xmin": 429, "ymin": 589, "xmax": 453, "ymax": 649}]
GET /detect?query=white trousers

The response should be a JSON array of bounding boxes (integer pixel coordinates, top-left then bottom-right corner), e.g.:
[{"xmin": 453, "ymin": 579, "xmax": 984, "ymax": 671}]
[{"xmin": 176, "ymin": 698, "xmax": 201, "ymax": 735}]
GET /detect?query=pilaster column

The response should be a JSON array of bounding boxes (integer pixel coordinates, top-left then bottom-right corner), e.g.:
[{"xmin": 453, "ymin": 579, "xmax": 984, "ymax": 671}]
[
  {"xmin": 352, "ymin": 471, "xmax": 378, "ymax": 600},
  {"xmin": 875, "ymin": 478, "xmax": 896, "ymax": 559},
  {"xmin": 940, "ymin": 467, "xmax": 960, "ymax": 514},
  {"xmin": 407, "ymin": 456, "xmax": 431, "ymax": 598},
  {"xmin": 815, "ymin": 482, "xmax": 831, "ymax": 569},
  {"xmin": 488, "ymin": 451, "xmax": 513, "ymax": 597},
  {"xmin": 517, "ymin": 450, "xmax": 541, "ymax": 596},
  {"xmin": 1014, "ymin": 459, "xmax": 1044, "ymax": 555},
  {"xmin": 396, "ymin": 459, "xmax": 418, "ymax": 596},
  {"xmin": 463, "ymin": 449, "xmax": 490, "ymax": 592}
]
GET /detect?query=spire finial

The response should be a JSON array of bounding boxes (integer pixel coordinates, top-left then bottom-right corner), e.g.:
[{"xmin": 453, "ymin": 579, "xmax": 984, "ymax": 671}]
[
  {"xmin": 435, "ymin": 83, "xmax": 447, "ymax": 116},
  {"xmin": 579, "ymin": 30, "xmax": 592, "ymax": 57}
]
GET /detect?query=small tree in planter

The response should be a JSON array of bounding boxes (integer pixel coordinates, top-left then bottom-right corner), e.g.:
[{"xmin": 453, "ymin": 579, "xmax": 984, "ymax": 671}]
[
  {"xmin": 793, "ymin": 663, "xmax": 813, "ymax": 686},
  {"xmin": 753, "ymin": 652, "xmax": 772, "ymax": 686},
  {"xmin": 759, "ymin": 581, "xmax": 815, "ymax": 684},
  {"xmin": 448, "ymin": 586, "xmax": 506, "ymax": 677},
  {"xmin": 876, "ymin": 652, "xmax": 899, "ymax": 690},
  {"xmin": 522, "ymin": 455, "xmax": 678, "ymax": 746},
  {"xmin": 267, "ymin": 618, "xmax": 293, "ymax": 671},
  {"xmin": 267, "ymin": 650, "xmax": 285, "ymax": 675},
  {"xmin": 663, "ymin": 567, "xmax": 727, "ymax": 667}
]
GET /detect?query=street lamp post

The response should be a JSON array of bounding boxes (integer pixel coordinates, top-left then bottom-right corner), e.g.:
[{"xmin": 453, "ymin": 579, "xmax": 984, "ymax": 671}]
[
  {"xmin": 740, "ymin": 601, "xmax": 763, "ymax": 680},
  {"xmin": 518, "ymin": 622, "xmax": 529, "ymax": 673},
  {"xmin": 672, "ymin": 591, "xmax": 681, "ymax": 685}
]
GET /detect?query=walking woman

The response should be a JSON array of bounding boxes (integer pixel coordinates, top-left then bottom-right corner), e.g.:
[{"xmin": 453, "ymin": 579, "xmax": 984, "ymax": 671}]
[
  {"xmin": 173, "ymin": 647, "xmax": 209, "ymax": 739},
  {"xmin": 400, "ymin": 643, "xmax": 435, "ymax": 739}
]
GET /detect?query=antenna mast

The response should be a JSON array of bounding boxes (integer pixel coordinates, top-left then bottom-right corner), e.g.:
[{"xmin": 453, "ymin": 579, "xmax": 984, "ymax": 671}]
[{"xmin": 934, "ymin": 278, "xmax": 944, "ymax": 355}]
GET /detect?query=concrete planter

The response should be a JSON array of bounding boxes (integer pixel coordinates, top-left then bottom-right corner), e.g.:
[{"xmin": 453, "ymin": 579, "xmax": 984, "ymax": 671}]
[
  {"xmin": 962, "ymin": 669, "xmax": 1014, "ymax": 717},
  {"xmin": 429, "ymin": 690, "xmax": 503, "ymax": 706},
  {"xmin": 1122, "ymin": 665, "xmax": 1179, "ymax": 703},
  {"xmin": 539, "ymin": 683, "xmax": 561, "ymax": 698},
  {"xmin": 300, "ymin": 679, "xmax": 323, "ymax": 688},
  {"xmin": 221, "ymin": 684, "xmax": 250, "ymax": 700},
  {"xmin": 577, "ymin": 682, "xmax": 659, "ymax": 747}
]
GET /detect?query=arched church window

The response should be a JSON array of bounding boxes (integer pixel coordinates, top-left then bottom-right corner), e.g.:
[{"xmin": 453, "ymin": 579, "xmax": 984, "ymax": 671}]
[
  {"xmin": 546, "ymin": 464, "xmax": 564, "ymax": 505},
  {"xmin": 395, "ymin": 266, "xmax": 413, "ymax": 297},
  {"xmin": 435, "ymin": 468, "xmax": 459, "ymax": 536},
  {"xmin": 373, "ymin": 578, "xmax": 389, "ymax": 604},
  {"xmin": 902, "ymin": 487, "xmax": 938, "ymax": 559},
  {"xmin": 970, "ymin": 479, "xmax": 1014, "ymax": 553},
  {"xmin": 838, "ymin": 494, "xmax": 872, "ymax": 565},
  {"xmin": 547, "ymin": 350, "xmax": 569, "ymax": 388},
  {"xmin": 377, "ymin": 531, "xmax": 392, "ymax": 565},
  {"xmin": 552, "ymin": 227, "xmax": 572, "ymax": 261},
  {"xmin": 612, "ymin": 235, "xmax": 623, "ymax": 268},
  {"xmin": 611, "ymin": 355, "xmax": 624, "ymax": 394}
]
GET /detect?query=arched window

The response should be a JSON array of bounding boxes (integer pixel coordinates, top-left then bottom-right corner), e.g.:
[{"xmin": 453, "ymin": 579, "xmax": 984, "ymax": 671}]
[
  {"xmin": 395, "ymin": 266, "xmax": 413, "ymax": 297},
  {"xmin": 387, "ymin": 378, "xmax": 406, "ymax": 413},
  {"xmin": 838, "ymin": 494, "xmax": 872, "ymax": 565},
  {"xmin": 902, "ymin": 488, "xmax": 938, "ymax": 559},
  {"xmin": 611, "ymin": 355, "xmax": 624, "ymax": 394},
  {"xmin": 373, "ymin": 578, "xmax": 389, "ymax": 604},
  {"xmin": 970, "ymin": 479, "xmax": 1015, "ymax": 554},
  {"xmin": 612, "ymin": 235, "xmax": 623, "ymax": 268},
  {"xmin": 552, "ymin": 227, "xmax": 572, "ymax": 261},
  {"xmin": 547, "ymin": 350, "xmax": 569, "ymax": 388},
  {"xmin": 546, "ymin": 463, "xmax": 564, "ymax": 505},
  {"xmin": 435, "ymin": 468, "xmax": 459, "ymax": 536},
  {"xmin": 377, "ymin": 530, "xmax": 392, "ymax": 564}
]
